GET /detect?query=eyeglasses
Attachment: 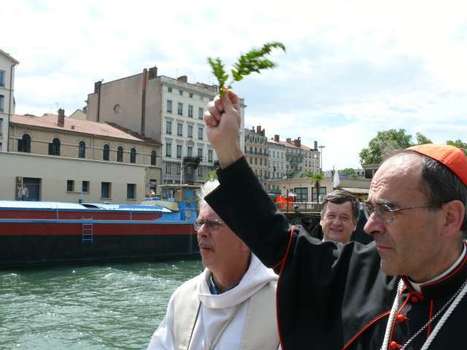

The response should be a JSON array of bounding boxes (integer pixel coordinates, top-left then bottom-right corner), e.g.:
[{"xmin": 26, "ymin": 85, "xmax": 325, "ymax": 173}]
[
  {"xmin": 193, "ymin": 218, "xmax": 225, "ymax": 231},
  {"xmin": 363, "ymin": 201, "xmax": 435, "ymax": 224}
]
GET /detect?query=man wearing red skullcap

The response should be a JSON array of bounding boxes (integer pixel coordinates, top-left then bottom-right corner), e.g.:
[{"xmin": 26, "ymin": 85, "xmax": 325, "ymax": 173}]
[{"xmin": 203, "ymin": 90, "xmax": 466, "ymax": 350}]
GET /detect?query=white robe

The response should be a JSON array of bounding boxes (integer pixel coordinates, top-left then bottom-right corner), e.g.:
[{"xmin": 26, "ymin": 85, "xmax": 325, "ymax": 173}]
[{"xmin": 147, "ymin": 254, "xmax": 279, "ymax": 350}]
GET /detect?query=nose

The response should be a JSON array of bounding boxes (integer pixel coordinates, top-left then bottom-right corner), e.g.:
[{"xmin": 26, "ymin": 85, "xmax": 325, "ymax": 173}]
[
  {"xmin": 363, "ymin": 212, "xmax": 385, "ymax": 236},
  {"xmin": 196, "ymin": 223, "xmax": 209, "ymax": 238}
]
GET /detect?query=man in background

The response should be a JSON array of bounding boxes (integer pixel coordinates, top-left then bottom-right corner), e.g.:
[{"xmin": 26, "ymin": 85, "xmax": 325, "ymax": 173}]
[{"xmin": 318, "ymin": 189, "xmax": 359, "ymax": 243}]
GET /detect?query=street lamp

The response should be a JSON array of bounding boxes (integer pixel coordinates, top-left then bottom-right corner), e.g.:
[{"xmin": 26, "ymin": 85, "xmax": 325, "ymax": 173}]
[
  {"xmin": 180, "ymin": 157, "xmax": 184, "ymax": 184},
  {"xmin": 318, "ymin": 145, "xmax": 325, "ymax": 171}
]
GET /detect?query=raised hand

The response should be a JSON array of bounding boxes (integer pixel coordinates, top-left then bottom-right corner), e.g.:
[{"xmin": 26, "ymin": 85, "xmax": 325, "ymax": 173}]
[{"xmin": 204, "ymin": 90, "xmax": 244, "ymax": 168}]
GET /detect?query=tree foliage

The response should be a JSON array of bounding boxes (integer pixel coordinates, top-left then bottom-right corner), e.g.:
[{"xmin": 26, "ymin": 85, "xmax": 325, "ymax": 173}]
[
  {"xmin": 306, "ymin": 171, "xmax": 324, "ymax": 202},
  {"xmin": 359, "ymin": 129, "xmax": 413, "ymax": 166},
  {"xmin": 447, "ymin": 139, "xmax": 467, "ymax": 154},
  {"xmin": 415, "ymin": 132, "xmax": 432, "ymax": 145},
  {"xmin": 341, "ymin": 168, "xmax": 357, "ymax": 177},
  {"xmin": 360, "ymin": 129, "xmax": 466, "ymax": 165}
]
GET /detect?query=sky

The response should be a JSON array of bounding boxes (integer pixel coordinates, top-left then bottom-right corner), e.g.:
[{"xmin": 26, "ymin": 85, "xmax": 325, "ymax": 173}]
[{"xmin": 3, "ymin": 0, "xmax": 467, "ymax": 170}]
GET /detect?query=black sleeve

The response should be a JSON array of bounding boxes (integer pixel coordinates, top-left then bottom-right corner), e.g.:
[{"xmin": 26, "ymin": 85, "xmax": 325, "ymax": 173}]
[{"xmin": 205, "ymin": 157, "xmax": 291, "ymax": 267}]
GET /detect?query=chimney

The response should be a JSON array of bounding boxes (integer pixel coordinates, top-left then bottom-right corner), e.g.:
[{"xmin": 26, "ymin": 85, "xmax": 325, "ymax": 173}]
[
  {"xmin": 286, "ymin": 138, "xmax": 291, "ymax": 143},
  {"xmin": 314, "ymin": 141, "xmax": 318, "ymax": 150},
  {"xmin": 294, "ymin": 137, "xmax": 301, "ymax": 147},
  {"xmin": 94, "ymin": 80, "xmax": 102, "ymax": 93},
  {"xmin": 148, "ymin": 66, "xmax": 158, "ymax": 79},
  {"xmin": 177, "ymin": 75, "xmax": 188, "ymax": 83},
  {"xmin": 57, "ymin": 108, "xmax": 65, "ymax": 127},
  {"xmin": 274, "ymin": 134, "xmax": 280, "ymax": 142}
]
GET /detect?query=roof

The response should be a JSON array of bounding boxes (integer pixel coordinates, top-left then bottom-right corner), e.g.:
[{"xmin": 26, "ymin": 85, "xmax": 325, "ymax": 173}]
[
  {"xmin": 0, "ymin": 49, "xmax": 19, "ymax": 64},
  {"xmin": 268, "ymin": 139, "xmax": 314, "ymax": 151},
  {"xmin": 106, "ymin": 122, "xmax": 161, "ymax": 145},
  {"xmin": 11, "ymin": 114, "xmax": 145, "ymax": 142},
  {"xmin": 340, "ymin": 187, "xmax": 369, "ymax": 195}
]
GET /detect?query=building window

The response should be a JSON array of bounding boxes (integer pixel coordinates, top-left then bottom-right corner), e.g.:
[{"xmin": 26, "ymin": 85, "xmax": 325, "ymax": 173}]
[
  {"xmin": 187, "ymin": 125, "xmax": 193, "ymax": 138},
  {"xmin": 311, "ymin": 187, "xmax": 327, "ymax": 202},
  {"xmin": 177, "ymin": 102, "xmax": 183, "ymax": 116},
  {"xmin": 165, "ymin": 162, "xmax": 171, "ymax": 174},
  {"xmin": 197, "ymin": 147, "xmax": 203, "ymax": 159},
  {"xmin": 176, "ymin": 163, "xmax": 181, "ymax": 175},
  {"xmin": 0, "ymin": 118, "xmax": 2, "ymax": 137},
  {"xmin": 48, "ymin": 138, "xmax": 61, "ymax": 156},
  {"xmin": 0, "ymin": 95, "xmax": 4, "ymax": 112},
  {"xmin": 127, "ymin": 184, "xmax": 136, "ymax": 200},
  {"xmin": 166, "ymin": 99, "xmax": 172, "ymax": 113},
  {"xmin": 103, "ymin": 144, "xmax": 110, "ymax": 161},
  {"xmin": 179, "ymin": 89, "xmax": 183, "ymax": 96},
  {"xmin": 208, "ymin": 149, "xmax": 213, "ymax": 163},
  {"xmin": 151, "ymin": 151, "xmax": 156, "ymax": 166},
  {"xmin": 18, "ymin": 134, "xmax": 31, "ymax": 153},
  {"xmin": 166, "ymin": 120, "xmax": 172, "ymax": 135},
  {"xmin": 198, "ymin": 107, "xmax": 203, "ymax": 120},
  {"xmin": 82, "ymin": 181, "xmax": 89, "ymax": 193},
  {"xmin": 189, "ymin": 92, "xmax": 193, "ymax": 98},
  {"xmin": 117, "ymin": 146, "xmax": 123, "ymax": 162},
  {"xmin": 66, "ymin": 180, "xmax": 74, "ymax": 192},
  {"xmin": 188, "ymin": 105, "xmax": 193, "ymax": 118},
  {"xmin": 101, "ymin": 182, "xmax": 111, "ymax": 199},
  {"xmin": 130, "ymin": 148, "xmax": 137, "ymax": 163},
  {"xmin": 167, "ymin": 86, "xmax": 172, "ymax": 93},
  {"xmin": 198, "ymin": 166, "xmax": 203, "ymax": 177},
  {"xmin": 0, "ymin": 70, "xmax": 4, "ymax": 87},
  {"xmin": 187, "ymin": 146, "xmax": 193, "ymax": 157},
  {"xmin": 79, "ymin": 141, "xmax": 86, "ymax": 158},
  {"xmin": 176, "ymin": 145, "xmax": 182, "ymax": 159},
  {"xmin": 198, "ymin": 126, "xmax": 203, "ymax": 140},
  {"xmin": 166, "ymin": 143, "xmax": 172, "ymax": 157},
  {"xmin": 294, "ymin": 187, "xmax": 308, "ymax": 202},
  {"xmin": 177, "ymin": 122, "xmax": 183, "ymax": 136}
]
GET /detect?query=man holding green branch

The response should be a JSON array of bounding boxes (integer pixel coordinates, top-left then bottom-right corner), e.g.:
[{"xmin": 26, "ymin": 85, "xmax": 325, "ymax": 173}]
[{"xmin": 203, "ymin": 90, "xmax": 466, "ymax": 349}]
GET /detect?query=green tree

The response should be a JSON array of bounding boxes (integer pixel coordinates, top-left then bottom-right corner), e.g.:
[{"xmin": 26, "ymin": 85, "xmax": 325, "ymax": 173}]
[
  {"xmin": 447, "ymin": 139, "xmax": 467, "ymax": 154},
  {"xmin": 307, "ymin": 171, "xmax": 324, "ymax": 202},
  {"xmin": 341, "ymin": 168, "xmax": 357, "ymax": 178},
  {"xmin": 415, "ymin": 132, "xmax": 432, "ymax": 145},
  {"xmin": 359, "ymin": 129, "xmax": 413, "ymax": 166}
]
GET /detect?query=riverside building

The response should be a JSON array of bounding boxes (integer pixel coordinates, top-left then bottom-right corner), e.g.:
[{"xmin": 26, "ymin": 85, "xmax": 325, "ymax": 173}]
[{"xmin": 86, "ymin": 67, "xmax": 246, "ymax": 184}]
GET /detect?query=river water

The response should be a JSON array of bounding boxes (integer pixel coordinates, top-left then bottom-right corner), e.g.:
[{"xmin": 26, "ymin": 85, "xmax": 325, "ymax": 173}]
[{"xmin": 0, "ymin": 260, "xmax": 203, "ymax": 350}]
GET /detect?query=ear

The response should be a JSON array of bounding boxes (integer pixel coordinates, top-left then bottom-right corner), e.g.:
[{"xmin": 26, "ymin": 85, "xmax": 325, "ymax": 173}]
[
  {"xmin": 442, "ymin": 200, "xmax": 465, "ymax": 237},
  {"xmin": 240, "ymin": 241, "xmax": 250, "ymax": 253}
]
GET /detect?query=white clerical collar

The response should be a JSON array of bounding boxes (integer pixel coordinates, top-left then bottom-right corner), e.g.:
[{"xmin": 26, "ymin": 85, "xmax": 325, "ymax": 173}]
[{"xmin": 409, "ymin": 244, "xmax": 466, "ymax": 292}]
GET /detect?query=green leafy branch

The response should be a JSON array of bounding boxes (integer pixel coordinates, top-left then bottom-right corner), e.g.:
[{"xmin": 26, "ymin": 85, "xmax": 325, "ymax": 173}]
[{"xmin": 208, "ymin": 41, "xmax": 286, "ymax": 96}]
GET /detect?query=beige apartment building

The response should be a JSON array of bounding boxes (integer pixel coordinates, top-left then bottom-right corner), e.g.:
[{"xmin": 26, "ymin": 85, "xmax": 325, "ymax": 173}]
[
  {"xmin": 265, "ymin": 175, "xmax": 332, "ymax": 203},
  {"xmin": 2, "ymin": 110, "xmax": 162, "ymax": 203},
  {"xmin": 86, "ymin": 67, "xmax": 245, "ymax": 184},
  {"xmin": 244, "ymin": 126, "xmax": 269, "ymax": 184},
  {"xmin": 0, "ymin": 49, "xmax": 19, "ymax": 152}
]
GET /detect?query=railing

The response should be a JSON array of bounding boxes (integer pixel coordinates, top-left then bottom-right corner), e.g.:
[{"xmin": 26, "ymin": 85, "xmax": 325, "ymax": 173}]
[{"xmin": 276, "ymin": 201, "xmax": 323, "ymax": 213}]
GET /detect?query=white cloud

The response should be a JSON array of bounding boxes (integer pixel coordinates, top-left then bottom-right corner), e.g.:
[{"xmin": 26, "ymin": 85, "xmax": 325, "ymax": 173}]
[{"xmin": 2, "ymin": 0, "xmax": 467, "ymax": 169}]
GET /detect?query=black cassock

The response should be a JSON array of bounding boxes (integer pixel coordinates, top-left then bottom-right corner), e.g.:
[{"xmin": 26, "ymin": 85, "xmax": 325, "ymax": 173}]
[{"xmin": 206, "ymin": 157, "xmax": 466, "ymax": 350}]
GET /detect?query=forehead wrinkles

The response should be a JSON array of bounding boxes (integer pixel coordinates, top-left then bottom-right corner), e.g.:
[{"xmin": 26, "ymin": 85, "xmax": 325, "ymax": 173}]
[
  {"xmin": 369, "ymin": 154, "xmax": 424, "ymax": 200},
  {"xmin": 198, "ymin": 204, "xmax": 220, "ymax": 220}
]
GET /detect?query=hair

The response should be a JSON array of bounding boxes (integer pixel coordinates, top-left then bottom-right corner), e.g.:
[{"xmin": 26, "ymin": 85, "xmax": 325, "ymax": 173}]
[
  {"xmin": 321, "ymin": 189, "xmax": 360, "ymax": 222},
  {"xmin": 198, "ymin": 179, "xmax": 220, "ymax": 205},
  {"xmin": 409, "ymin": 152, "xmax": 467, "ymax": 233}
]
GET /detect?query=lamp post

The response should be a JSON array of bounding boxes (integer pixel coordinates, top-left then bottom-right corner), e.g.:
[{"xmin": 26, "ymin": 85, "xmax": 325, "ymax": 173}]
[
  {"xmin": 180, "ymin": 157, "xmax": 184, "ymax": 184},
  {"xmin": 318, "ymin": 145, "xmax": 325, "ymax": 171}
]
